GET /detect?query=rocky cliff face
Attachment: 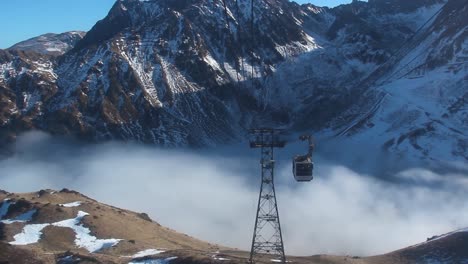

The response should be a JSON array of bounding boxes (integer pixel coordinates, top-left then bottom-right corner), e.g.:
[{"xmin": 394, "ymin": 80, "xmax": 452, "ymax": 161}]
[{"xmin": 0, "ymin": 0, "xmax": 466, "ymax": 162}]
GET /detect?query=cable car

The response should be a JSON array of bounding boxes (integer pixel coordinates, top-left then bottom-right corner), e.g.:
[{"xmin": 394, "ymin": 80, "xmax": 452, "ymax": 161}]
[{"xmin": 293, "ymin": 135, "xmax": 314, "ymax": 182}]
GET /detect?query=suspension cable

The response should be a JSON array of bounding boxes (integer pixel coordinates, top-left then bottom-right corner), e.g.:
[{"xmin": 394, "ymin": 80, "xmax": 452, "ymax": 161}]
[
  {"xmin": 221, "ymin": 0, "xmax": 231, "ymax": 31},
  {"xmin": 221, "ymin": 0, "xmax": 243, "ymax": 84},
  {"xmin": 234, "ymin": 0, "xmax": 247, "ymax": 85},
  {"xmin": 220, "ymin": 0, "xmax": 257, "ymax": 89},
  {"xmin": 250, "ymin": 0, "xmax": 255, "ymax": 87}
]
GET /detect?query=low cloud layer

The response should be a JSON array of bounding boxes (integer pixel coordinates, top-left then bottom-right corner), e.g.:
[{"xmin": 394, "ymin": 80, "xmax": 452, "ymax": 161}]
[{"xmin": 1, "ymin": 132, "xmax": 468, "ymax": 256}]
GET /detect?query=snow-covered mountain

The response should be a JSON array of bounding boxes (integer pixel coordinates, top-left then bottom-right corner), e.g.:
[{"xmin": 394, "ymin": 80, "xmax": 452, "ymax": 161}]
[
  {"xmin": 8, "ymin": 31, "xmax": 86, "ymax": 55},
  {"xmin": 0, "ymin": 0, "xmax": 466, "ymax": 164},
  {"xmin": 331, "ymin": 0, "xmax": 468, "ymax": 163}
]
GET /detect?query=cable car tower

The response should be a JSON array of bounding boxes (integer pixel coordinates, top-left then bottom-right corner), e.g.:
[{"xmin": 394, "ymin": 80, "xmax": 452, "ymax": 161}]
[{"xmin": 248, "ymin": 128, "xmax": 287, "ymax": 264}]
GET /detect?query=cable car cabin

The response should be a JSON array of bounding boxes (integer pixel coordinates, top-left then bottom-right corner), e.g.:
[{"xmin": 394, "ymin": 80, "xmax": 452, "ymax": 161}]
[
  {"xmin": 292, "ymin": 134, "xmax": 315, "ymax": 182},
  {"xmin": 293, "ymin": 155, "xmax": 313, "ymax": 182}
]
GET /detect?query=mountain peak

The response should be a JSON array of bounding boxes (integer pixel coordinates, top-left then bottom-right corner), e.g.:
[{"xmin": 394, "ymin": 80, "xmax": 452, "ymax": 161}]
[
  {"xmin": 8, "ymin": 31, "xmax": 86, "ymax": 56},
  {"xmin": 0, "ymin": 0, "xmax": 465, "ymax": 163}
]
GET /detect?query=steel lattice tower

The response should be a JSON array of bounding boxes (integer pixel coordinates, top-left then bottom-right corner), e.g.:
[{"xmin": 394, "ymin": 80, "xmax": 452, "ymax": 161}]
[{"xmin": 249, "ymin": 128, "xmax": 286, "ymax": 264}]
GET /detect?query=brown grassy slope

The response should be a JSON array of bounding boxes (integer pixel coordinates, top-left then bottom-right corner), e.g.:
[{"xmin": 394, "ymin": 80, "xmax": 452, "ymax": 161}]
[
  {"xmin": 0, "ymin": 241, "xmax": 44, "ymax": 264},
  {"xmin": 1, "ymin": 190, "xmax": 467, "ymax": 264},
  {"xmin": 0, "ymin": 189, "xmax": 224, "ymax": 263}
]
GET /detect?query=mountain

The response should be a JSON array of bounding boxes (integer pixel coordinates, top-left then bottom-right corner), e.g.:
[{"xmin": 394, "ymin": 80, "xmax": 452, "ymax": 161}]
[
  {"xmin": 1, "ymin": 190, "xmax": 468, "ymax": 264},
  {"xmin": 0, "ymin": 0, "xmax": 466, "ymax": 164},
  {"xmin": 330, "ymin": 0, "xmax": 468, "ymax": 163},
  {"xmin": 8, "ymin": 32, "xmax": 86, "ymax": 56},
  {"xmin": 0, "ymin": 189, "xmax": 223, "ymax": 264}
]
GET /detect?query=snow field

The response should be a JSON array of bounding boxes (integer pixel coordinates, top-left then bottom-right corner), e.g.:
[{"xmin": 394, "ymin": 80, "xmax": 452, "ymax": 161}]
[{"xmin": 4, "ymin": 210, "xmax": 121, "ymax": 253}]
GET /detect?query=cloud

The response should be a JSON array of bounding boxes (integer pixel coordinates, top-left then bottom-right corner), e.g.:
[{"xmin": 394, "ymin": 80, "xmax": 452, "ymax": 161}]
[{"xmin": 0, "ymin": 131, "xmax": 467, "ymax": 256}]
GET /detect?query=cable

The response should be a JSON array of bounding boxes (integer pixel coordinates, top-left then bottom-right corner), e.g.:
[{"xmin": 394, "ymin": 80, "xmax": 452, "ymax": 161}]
[
  {"xmin": 221, "ymin": 0, "xmax": 252, "ymax": 87},
  {"xmin": 365, "ymin": 2, "xmax": 447, "ymax": 87},
  {"xmin": 234, "ymin": 0, "xmax": 247, "ymax": 85},
  {"xmin": 379, "ymin": 3, "xmax": 449, "ymax": 84},
  {"xmin": 250, "ymin": 0, "xmax": 255, "ymax": 87},
  {"xmin": 221, "ymin": 0, "xmax": 231, "ymax": 31}
]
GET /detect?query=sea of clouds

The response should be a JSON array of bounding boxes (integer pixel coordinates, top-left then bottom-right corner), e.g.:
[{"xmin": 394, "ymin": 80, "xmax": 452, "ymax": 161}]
[{"xmin": 1, "ymin": 131, "xmax": 467, "ymax": 256}]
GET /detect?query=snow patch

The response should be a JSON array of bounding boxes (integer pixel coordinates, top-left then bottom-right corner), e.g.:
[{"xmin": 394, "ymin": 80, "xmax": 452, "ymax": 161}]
[
  {"xmin": 59, "ymin": 201, "xmax": 83, "ymax": 208},
  {"xmin": 33, "ymin": 61, "xmax": 57, "ymax": 79},
  {"xmin": 52, "ymin": 211, "xmax": 122, "ymax": 253},
  {"xmin": 7, "ymin": 210, "xmax": 121, "ymax": 253},
  {"xmin": 132, "ymin": 249, "xmax": 166, "ymax": 258},
  {"xmin": 211, "ymin": 251, "xmax": 230, "ymax": 261},
  {"xmin": 129, "ymin": 257, "xmax": 178, "ymax": 264},
  {"xmin": 46, "ymin": 47, "xmax": 63, "ymax": 52},
  {"xmin": 213, "ymin": 256, "xmax": 230, "ymax": 261},
  {"xmin": 203, "ymin": 54, "xmax": 223, "ymax": 72},
  {"xmin": 9, "ymin": 224, "xmax": 50, "ymax": 245}
]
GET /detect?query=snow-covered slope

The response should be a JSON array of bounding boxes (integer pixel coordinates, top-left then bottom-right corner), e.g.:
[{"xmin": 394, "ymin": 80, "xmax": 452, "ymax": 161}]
[
  {"xmin": 8, "ymin": 31, "xmax": 86, "ymax": 56},
  {"xmin": 0, "ymin": 0, "xmax": 465, "ymax": 164},
  {"xmin": 331, "ymin": 0, "xmax": 467, "ymax": 163}
]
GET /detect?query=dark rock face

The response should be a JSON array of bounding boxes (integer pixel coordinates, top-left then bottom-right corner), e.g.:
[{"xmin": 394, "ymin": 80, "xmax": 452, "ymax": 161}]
[
  {"xmin": 56, "ymin": 252, "xmax": 101, "ymax": 264},
  {"xmin": 137, "ymin": 213, "xmax": 153, "ymax": 222},
  {"xmin": 73, "ymin": 2, "xmax": 131, "ymax": 51},
  {"xmin": 0, "ymin": 0, "xmax": 466, "ymax": 162},
  {"xmin": 3, "ymin": 199, "xmax": 35, "ymax": 220},
  {"xmin": 0, "ymin": 223, "xmax": 4, "ymax": 241}
]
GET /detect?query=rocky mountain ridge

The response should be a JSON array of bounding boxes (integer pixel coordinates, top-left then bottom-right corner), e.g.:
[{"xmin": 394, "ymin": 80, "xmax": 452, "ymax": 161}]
[
  {"xmin": 0, "ymin": 0, "xmax": 466, "ymax": 164},
  {"xmin": 8, "ymin": 31, "xmax": 86, "ymax": 56}
]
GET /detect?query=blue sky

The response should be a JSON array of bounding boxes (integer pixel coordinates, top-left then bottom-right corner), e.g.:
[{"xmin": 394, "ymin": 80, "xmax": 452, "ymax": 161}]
[{"xmin": 0, "ymin": 0, "xmax": 352, "ymax": 49}]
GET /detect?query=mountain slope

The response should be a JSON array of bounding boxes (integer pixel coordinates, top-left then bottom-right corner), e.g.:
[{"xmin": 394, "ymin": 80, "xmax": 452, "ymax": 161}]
[
  {"xmin": 8, "ymin": 32, "xmax": 86, "ymax": 56},
  {"xmin": 1, "ymin": 190, "xmax": 468, "ymax": 264},
  {"xmin": 0, "ymin": 0, "xmax": 465, "ymax": 164},
  {"xmin": 0, "ymin": 189, "xmax": 225, "ymax": 264},
  {"xmin": 331, "ymin": 0, "xmax": 467, "ymax": 163}
]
